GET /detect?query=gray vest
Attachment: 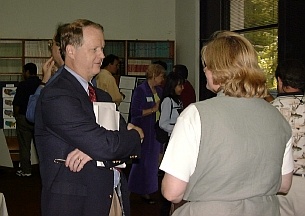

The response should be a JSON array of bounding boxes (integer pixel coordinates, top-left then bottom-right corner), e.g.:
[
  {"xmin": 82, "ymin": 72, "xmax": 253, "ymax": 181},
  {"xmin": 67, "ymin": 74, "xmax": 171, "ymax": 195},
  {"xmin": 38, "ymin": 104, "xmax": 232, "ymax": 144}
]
[{"xmin": 174, "ymin": 94, "xmax": 292, "ymax": 216}]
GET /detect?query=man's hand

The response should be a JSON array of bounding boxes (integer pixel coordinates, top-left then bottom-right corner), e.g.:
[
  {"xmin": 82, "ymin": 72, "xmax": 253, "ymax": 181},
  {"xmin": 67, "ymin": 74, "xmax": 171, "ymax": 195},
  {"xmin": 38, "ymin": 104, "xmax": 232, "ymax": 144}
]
[
  {"xmin": 120, "ymin": 92, "xmax": 126, "ymax": 100},
  {"xmin": 127, "ymin": 123, "xmax": 144, "ymax": 141},
  {"xmin": 65, "ymin": 149, "xmax": 92, "ymax": 172},
  {"xmin": 41, "ymin": 57, "xmax": 55, "ymax": 83}
]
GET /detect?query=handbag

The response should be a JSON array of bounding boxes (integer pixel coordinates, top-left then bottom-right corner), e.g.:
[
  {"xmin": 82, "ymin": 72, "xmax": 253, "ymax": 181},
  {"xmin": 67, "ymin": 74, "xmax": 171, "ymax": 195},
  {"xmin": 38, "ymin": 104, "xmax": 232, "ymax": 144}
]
[
  {"xmin": 155, "ymin": 120, "xmax": 170, "ymax": 144},
  {"xmin": 154, "ymin": 98, "xmax": 173, "ymax": 144}
]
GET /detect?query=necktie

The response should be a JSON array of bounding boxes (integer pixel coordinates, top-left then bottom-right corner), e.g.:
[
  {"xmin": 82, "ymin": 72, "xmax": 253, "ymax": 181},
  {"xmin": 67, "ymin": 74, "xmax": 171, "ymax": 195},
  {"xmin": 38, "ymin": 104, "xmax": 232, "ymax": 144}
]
[{"xmin": 88, "ymin": 83, "xmax": 97, "ymax": 102}]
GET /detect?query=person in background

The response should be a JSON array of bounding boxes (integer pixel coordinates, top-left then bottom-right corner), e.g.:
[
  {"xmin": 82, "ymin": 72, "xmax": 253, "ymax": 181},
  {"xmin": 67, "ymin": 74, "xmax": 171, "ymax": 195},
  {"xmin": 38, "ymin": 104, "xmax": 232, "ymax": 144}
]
[
  {"xmin": 26, "ymin": 23, "xmax": 67, "ymax": 123},
  {"xmin": 13, "ymin": 63, "xmax": 41, "ymax": 177},
  {"xmin": 264, "ymin": 92, "xmax": 275, "ymax": 102},
  {"xmin": 173, "ymin": 64, "xmax": 196, "ymax": 108},
  {"xmin": 271, "ymin": 59, "xmax": 305, "ymax": 216},
  {"xmin": 95, "ymin": 54, "xmax": 125, "ymax": 106},
  {"xmin": 128, "ymin": 64, "xmax": 165, "ymax": 204},
  {"xmin": 159, "ymin": 72, "xmax": 184, "ymax": 150},
  {"xmin": 35, "ymin": 19, "xmax": 143, "ymax": 216},
  {"xmin": 153, "ymin": 60, "xmax": 168, "ymax": 87},
  {"xmin": 153, "ymin": 60, "xmax": 168, "ymax": 73},
  {"xmin": 158, "ymin": 72, "xmax": 184, "ymax": 216},
  {"xmin": 160, "ymin": 31, "xmax": 293, "ymax": 216}
]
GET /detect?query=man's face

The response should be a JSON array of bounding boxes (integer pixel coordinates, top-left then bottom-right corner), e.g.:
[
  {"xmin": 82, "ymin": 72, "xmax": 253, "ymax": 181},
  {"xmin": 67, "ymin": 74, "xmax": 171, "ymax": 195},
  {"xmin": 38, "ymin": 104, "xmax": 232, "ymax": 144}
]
[
  {"xmin": 108, "ymin": 59, "xmax": 120, "ymax": 74},
  {"xmin": 23, "ymin": 70, "xmax": 29, "ymax": 80},
  {"xmin": 175, "ymin": 83, "xmax": 184, "ymax": 95},
  {"xmin": 71, "ymin": 26, "xmax": 105, "ymax": 81}
]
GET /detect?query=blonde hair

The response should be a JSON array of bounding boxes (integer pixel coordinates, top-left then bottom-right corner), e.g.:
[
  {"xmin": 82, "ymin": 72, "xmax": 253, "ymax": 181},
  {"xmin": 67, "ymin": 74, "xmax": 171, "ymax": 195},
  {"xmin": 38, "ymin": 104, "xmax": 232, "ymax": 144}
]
[
  {"xmin": 146, "ymin": 64, "xmax": 166, "ymax": 79},
  {"xmin": 201, "ymin": 31, "xmax": 267, "ymax": 98}
]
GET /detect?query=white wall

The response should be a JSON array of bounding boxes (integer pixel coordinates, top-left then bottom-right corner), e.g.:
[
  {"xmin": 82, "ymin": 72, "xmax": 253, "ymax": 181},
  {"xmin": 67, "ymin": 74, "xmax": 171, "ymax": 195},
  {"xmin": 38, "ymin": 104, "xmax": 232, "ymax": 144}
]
[
  {"xmin": 175, "ymin": 0, "xmax": 200, "ymax": 99},
  {"xmin": 0, "ymin": 0, "xmax": 199, "ymax": 95},
  {"xmin": 0, "ymin": 0, "xmax": 175, "ymax": 40}
]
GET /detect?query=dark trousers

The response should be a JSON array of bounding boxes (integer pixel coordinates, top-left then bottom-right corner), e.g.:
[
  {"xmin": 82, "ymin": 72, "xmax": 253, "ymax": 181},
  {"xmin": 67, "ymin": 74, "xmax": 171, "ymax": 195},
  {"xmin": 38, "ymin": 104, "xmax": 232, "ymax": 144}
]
[
  {"xmin": 16, "ymin": 114, "xmax": 34, "ymax": 173},
  {"xmin": 160, "ymin": 195, "xmax": 171, "ymax": 216}
]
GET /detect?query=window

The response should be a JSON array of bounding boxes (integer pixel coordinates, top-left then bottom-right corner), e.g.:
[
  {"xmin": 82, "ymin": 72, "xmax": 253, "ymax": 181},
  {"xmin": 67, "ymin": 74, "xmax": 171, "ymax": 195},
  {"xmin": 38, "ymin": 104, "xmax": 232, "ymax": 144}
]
[{"xmin": 229, "ymin": 0, "xmax": 278, "ymax": 90}]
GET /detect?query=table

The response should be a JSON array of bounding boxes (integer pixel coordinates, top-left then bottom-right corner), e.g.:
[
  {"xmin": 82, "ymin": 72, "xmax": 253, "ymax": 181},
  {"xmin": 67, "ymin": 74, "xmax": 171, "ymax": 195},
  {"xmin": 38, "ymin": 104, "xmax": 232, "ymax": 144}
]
[
  {"xmin": 0, "ymin": 129, "xmax": 39, "ymax": 167},
  {"xmin": 0, "ymin": 192, "xmax": 8, "ymax": 216},
  {"xmin": 0, "ymin": 129, "xmax": 13, "ymax": 168}
]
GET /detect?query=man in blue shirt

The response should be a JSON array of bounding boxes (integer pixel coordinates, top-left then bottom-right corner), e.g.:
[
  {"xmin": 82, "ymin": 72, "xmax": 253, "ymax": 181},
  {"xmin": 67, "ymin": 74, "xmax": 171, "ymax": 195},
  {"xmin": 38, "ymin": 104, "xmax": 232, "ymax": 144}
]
[{"xmin": 26, "ymin": 23, "xmax": 66, "ymax": 122}]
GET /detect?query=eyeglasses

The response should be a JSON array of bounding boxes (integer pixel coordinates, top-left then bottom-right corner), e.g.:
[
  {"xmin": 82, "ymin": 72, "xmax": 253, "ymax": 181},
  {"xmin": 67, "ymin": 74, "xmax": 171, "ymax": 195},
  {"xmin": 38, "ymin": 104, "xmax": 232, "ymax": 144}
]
[
  {"xmin": 48, "ymin": 40, "xmax": 60, "ymax": 50},
  {"xmin": 48, "ymin": 40, "xmax": 53, "ymax": 50}
]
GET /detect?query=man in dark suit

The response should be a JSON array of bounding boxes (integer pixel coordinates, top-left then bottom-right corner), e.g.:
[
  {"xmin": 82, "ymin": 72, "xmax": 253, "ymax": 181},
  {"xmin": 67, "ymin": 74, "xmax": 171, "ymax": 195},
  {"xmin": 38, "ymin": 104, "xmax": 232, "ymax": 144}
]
[{"xmin": 35, "ymin": 19, "xmax": 143, "ymax": 216}]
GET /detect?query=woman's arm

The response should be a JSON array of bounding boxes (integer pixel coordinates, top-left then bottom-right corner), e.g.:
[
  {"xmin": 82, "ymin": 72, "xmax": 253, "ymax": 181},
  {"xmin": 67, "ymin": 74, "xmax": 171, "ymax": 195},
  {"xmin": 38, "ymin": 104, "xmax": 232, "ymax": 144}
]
[
  {"xmin": 142, "ymin": 101, "xmax": 159, "ymax": 116},
  {"xmin": 161, "ymin": 173, "xmax": 187, "ymax": 203},
  {"xmin": 278, "ymin": 172, "xmax": 293, "ymax": 194},
  {"xmin": 159, "ymin": 98, "xmax": 174, "ymax": 133},
  {"xmin": 278, "ymin": 137, "xmax": 294, "ymax": 194},
  {"xmin": 130, "ymin": 85, "xmax": 158, "ymax": 118},
  {"xmin": 160, "ymin": 105, "xmax": 202, "ymax": 203}
]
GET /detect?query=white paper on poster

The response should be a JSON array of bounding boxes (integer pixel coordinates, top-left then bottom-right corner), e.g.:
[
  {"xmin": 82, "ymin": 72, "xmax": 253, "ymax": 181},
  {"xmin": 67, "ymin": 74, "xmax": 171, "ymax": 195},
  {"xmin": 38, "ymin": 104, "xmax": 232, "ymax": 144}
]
[
  {"xmin": 118, "ymin": 102, "xmax": 130, "ymax": 114},
  {"xmin": 2, "ymin": 87, "xmax": 16, "ymax": 98},
  {"xmin": 3, "ymin": 98, "xmax": 13, "ymax": 108},
  {"xmin": 3, "ymin": 109, "xmax": 14, "ymax": 119},
  {"xmin": 120, "ymin": 88, "xmax": 133, "ymax": 103},
  {"xmin": 119, "ymin": 76, "xmax": 136, "ymax": 90},
  {"xmin": 3, "ymin": 118, "xmax": 16, "ymax": 129}
]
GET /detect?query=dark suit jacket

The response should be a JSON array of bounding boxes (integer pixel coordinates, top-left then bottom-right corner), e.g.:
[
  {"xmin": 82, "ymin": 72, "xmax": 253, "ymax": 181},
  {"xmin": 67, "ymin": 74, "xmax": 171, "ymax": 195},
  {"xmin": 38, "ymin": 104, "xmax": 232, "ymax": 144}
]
[{"xmin": 35, "ymin": 68, "xmax": 141, "ymax": 216}]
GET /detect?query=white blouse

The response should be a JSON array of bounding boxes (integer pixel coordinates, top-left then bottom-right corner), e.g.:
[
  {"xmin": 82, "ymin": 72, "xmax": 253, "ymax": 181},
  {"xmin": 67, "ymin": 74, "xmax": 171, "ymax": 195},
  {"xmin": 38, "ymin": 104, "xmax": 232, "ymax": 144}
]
[{"xmin": 159, "ymin": 97, "xmax": 183, "ymax": 135}]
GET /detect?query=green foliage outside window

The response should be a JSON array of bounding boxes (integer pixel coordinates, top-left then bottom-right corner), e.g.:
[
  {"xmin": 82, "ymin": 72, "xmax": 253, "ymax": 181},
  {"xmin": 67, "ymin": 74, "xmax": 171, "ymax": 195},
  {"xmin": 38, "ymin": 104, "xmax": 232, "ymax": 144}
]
[
  {"xmin": 231, "ymin": 0, "xmax": 278, "ymax": 90},
  {"xmin": 244, "ymin": 29, "xmax": 278, "ymax": 89}
]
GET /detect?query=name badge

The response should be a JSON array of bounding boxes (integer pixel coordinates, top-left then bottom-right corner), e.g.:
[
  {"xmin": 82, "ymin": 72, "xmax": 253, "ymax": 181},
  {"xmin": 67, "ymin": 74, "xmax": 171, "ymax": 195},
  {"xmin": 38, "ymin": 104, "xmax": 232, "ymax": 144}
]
[{"xmin": 146, "ymin": 97, "xmax": 153, "ymax": 102}]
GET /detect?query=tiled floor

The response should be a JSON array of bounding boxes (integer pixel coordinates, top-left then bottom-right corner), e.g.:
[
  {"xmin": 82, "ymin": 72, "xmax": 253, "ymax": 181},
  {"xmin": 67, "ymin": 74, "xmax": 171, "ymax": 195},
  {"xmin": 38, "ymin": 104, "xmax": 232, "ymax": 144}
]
[{"xmin": 0, "ymin": 164, "xmax": 164, "ymax": 216}]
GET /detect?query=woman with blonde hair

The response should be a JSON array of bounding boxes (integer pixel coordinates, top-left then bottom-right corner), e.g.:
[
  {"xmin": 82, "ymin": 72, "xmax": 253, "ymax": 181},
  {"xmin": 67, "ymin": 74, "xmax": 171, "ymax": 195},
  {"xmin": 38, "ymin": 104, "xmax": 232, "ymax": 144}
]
[
  {"xmin": 160, "ymin": 31, "xmax": 293, "ymax": 216},
  {"xmin": 128, "ymin": 63, "xmax": 165, "ymax": 204}
]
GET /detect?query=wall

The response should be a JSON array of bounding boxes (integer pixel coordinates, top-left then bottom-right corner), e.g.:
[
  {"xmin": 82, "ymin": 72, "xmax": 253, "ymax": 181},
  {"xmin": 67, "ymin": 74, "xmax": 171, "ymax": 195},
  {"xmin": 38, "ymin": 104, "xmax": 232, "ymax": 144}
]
[
  {"xmin": 0, "ymin": 0, "xmax": 199, "ymax": 95},
  {"xmin": 175, "ymin": 0, "xmax": 200, "ymax": 99},
  {"xmin": 0, "ymin": 0, "xmax": 175, "ymax": 40}
]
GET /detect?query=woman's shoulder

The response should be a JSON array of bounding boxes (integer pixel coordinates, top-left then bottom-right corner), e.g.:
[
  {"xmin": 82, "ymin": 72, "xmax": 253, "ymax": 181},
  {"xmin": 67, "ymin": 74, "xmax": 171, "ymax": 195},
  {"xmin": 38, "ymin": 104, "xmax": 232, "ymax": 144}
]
[
  {"xmin": 162, "ymin": 97, "xmax": 174, "ymax": 105},
  {"xmin": 163, "ymin": 96, "xmax": 171, "ymax": 102},
  {"xmin": 133, "ymin": 83, "xmax": 149, "ymax": 100},
  {"xmin": 135, "ymin": 80, "xmax": 148, "ymax": 89}
]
